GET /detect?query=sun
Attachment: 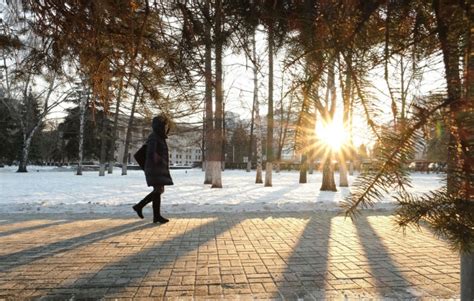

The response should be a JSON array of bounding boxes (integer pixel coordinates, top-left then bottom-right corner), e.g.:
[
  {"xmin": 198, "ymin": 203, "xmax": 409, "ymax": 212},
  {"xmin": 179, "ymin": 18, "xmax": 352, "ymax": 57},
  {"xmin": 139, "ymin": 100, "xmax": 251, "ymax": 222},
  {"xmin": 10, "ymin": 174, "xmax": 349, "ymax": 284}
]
[{"xmin": 318, "ymin": 121, "xmax": 348, "ymax": 151}]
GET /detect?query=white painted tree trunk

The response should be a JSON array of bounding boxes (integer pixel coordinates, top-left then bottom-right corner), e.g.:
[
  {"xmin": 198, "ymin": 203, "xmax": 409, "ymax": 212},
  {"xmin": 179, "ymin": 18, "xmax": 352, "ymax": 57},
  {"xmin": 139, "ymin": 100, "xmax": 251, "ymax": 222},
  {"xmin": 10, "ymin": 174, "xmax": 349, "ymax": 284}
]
[
  {"xmin": 210, "ymin": 161, "xmax": 222, "ymax": 188},
  {"xmin": 265, "ymin": 162, "xmax": 273, "ymax": 187},
  {"xmin": 204, "ymin": 161, "xmax": 213, "ymax": 183},
  {"xmin": 339, "ymin": 157, "xmax": 349, "ymax": 187}
]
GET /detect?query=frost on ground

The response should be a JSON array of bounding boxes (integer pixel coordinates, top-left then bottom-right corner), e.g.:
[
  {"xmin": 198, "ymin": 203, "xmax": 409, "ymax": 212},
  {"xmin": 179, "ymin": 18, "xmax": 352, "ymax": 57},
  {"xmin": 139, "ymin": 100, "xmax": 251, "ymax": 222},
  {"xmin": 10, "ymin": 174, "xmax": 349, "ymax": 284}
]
[{"xmin": 0, "ymin": 166, "xmax": 443, "ymax": 215}]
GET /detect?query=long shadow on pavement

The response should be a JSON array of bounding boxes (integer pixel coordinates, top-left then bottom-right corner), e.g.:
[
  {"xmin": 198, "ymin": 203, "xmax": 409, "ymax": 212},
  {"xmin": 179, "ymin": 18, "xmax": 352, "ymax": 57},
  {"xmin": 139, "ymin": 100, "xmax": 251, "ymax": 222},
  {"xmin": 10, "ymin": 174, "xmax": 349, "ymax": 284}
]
[
  {"xmin": 272, "ymin": 213, "xmax": 333, "ymax": 299},
  {"xmin": 0, "ymin": 220, "xmax": 73, "ymax": 238},
  {"xmin": 32, "ymin": 215, "xmax": 245, "ymax": 299},
  {"xmin": 0, "ymin": 220, "xmax": 146, "ymax": 272},
  {"xmin": 354, "ymin": 215, "xmax": 417, "ymax": 299}
]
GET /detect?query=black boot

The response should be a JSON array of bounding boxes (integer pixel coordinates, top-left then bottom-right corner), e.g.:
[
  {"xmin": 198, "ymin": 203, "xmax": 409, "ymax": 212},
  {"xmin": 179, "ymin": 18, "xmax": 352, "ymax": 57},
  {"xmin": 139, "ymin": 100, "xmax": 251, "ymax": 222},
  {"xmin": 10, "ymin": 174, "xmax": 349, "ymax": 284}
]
[
  {"xmin": 153, "ymin": 194, "xmax": 169, "ymax": 224},
  {"xmin": 133, "ymin": 193, "xmax": 153, "ymax": 219},
  {"xmin": 132, "ymin": 204, "xmax": 144, "ymax": 219}
]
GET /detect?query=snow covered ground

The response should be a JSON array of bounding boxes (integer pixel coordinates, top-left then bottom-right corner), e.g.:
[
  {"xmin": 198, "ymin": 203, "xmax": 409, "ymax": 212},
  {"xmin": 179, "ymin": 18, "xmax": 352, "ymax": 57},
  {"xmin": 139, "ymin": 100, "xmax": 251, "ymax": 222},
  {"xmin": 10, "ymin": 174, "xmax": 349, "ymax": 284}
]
[{"xmin": 0, "ymin": 166, "xmax": 444, "ymax": 215}]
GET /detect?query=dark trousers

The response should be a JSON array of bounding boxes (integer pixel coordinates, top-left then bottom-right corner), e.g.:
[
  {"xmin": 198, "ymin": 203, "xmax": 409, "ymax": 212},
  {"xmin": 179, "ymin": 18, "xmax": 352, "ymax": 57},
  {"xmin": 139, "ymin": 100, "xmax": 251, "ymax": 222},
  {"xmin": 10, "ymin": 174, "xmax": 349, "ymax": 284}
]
[{"xmin": 136, "ymin": 186, "xmax": 163, "ymax": 216}]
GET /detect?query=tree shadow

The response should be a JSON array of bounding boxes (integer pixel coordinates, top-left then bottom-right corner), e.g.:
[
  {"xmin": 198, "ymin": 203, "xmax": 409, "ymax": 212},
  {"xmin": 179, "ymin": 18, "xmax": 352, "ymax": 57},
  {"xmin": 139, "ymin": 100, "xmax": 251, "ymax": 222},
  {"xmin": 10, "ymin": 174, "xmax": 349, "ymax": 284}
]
[
  {"xmin": 272, "ymin": 213, "xmax": 333, "ymax": 299},
  {"xmin": 353, "ymin": 215, "xmax": 417, "ymax": 299},
  {"xmin": 0, "ymin": 220, "xmax": 146, "ymax": 272},
  {"xmin": 20, "ymin": 214, "xmax": 246, "ymax": 299},
  {"xmin": 0, "ymin": 220, "xmax": 73, "ymax": 238}
]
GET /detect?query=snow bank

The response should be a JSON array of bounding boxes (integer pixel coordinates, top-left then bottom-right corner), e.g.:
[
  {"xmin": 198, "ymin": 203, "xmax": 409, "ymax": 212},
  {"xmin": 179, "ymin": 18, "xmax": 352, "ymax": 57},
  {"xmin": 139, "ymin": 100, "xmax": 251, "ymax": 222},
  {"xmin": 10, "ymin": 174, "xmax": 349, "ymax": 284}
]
[{"xmin": 0, "ymin": 166, "xmax": 444, "ymax": 215}]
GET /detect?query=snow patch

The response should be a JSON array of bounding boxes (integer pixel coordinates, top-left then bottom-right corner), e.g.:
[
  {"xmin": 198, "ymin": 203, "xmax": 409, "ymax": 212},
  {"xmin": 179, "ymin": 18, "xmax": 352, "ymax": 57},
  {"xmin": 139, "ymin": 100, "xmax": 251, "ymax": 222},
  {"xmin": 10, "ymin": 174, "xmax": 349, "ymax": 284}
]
[{"xmin": 0, "ymin": 166, "xmax": 443, "ymax": 215}]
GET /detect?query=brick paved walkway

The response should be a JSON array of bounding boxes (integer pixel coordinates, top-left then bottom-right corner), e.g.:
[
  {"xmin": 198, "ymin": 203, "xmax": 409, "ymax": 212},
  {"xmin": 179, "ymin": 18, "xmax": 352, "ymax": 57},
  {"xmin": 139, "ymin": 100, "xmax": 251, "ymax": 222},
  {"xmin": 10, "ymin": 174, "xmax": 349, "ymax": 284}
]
[{"xmin": 0, "ymin": 212, "xmax": 459, "ymax": 300}]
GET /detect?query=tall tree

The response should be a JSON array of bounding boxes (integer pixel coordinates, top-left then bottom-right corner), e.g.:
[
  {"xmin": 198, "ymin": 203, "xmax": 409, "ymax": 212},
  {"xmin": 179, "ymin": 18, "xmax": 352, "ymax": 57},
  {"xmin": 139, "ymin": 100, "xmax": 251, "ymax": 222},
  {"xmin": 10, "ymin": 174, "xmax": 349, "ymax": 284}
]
[
  {"xmin": 76, "ymin": 84, "xmax": 89, "ymax": 176},
  {"xmin": 203, "ymin": 0, "xmax": 214, "ymax": 184},
  {"xmin": 107, "ymin": 79, "xmax": 125, "ymax": 174},
  {"xmin": 121, "ymin": 81, "xmax": 141, "ymax": 176},
  {"xmin": 252, "ymin": 31, "xmax": 264, "ymax": 184},
  {"xmin": 210, "ymin": 0, "xmax": 224, "ymax": 188},
  {"xmin": 265, "ymin": 20, "xmax": 275, "ymax": 187}
]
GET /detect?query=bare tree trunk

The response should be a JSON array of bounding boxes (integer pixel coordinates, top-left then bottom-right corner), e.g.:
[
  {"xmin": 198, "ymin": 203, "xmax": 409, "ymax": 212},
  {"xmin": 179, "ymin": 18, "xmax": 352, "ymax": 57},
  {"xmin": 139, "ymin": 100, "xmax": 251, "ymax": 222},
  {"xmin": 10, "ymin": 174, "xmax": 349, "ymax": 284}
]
[
  {"xmin": 202, "ymin": 112, "xmax": 206, "ymax": 171},
  {"xmin": 434, "ymin": 3, "xmax": 473, "ymax": 300},
  {"xmin": 99, "ymin": 115, "xmax": 107, "ymax": 177},
  {"xmin": 107, "ymin": 80, "xmax": 124, "ymax": 174},
  {"xmin": 339, "ymin": 54, "xmax": 351, "ymax": 187},
  {"xmin": 252, "ymin": 32, "xmax": 263, "ymax": 184},
  {"xmin": 211, "ymin": 0, "xmax": 223, "ymax": 188},
  {"xmin": 349, "ymin": 82, "xmax": 355, "ymax": 175},
  {"xmin": 247, "ymin": 83, "xmax": 256, "ymax": 172},
  {"xmin": 299, "ymin": 154, "xmax": 307, "ymax": 183},
  {"xmin": 320, "ymin": 155, "xmax": 336, "ymax": 191},
  {"xmin": 265, "ymin": 22, "xmax": 274, "ymax": 187},
  {"xmin": 320, "ymin": 60, "xmax": 337, "ymax": 191},
  {"xmin": 203, "ymin": 0, "xmax": 213, "ymax": 184},
  {"xmin": 309, "ymin": 100, "xmax": 317, "ymax": 175},
  {"xmin": 255, "ymin": 107, "xmax": 263, "ymax": 184},
  {"xmin": 122, "ymin": 82, "xmax": 141, "ymax": 176},
  {"xmin": 77, "ymin": 90, "xmax": 87, "ymax": 176}
]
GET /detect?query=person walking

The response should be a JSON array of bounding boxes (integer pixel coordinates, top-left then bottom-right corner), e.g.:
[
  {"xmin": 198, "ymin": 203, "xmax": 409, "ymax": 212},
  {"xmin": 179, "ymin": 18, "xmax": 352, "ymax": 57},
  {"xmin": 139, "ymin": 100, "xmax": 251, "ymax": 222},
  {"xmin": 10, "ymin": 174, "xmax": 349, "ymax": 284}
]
[{"xmin": 133, "ymin": 115, "xmax": 173, "ymax": 224}]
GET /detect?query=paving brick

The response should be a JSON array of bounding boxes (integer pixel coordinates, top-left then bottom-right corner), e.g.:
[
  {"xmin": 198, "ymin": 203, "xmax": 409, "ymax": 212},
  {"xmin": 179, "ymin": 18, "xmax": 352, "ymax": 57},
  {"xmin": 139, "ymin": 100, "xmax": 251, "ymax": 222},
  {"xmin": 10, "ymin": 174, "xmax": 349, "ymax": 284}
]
[{"xmin": 0, "ymin": 212, "xmax": 460, "ymax": 299}]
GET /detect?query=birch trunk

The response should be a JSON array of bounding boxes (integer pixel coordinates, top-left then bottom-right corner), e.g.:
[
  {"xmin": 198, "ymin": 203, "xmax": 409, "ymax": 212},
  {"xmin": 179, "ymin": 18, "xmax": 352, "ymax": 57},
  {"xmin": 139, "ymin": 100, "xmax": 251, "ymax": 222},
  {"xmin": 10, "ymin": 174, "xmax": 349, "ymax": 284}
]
[
  {"xmin": 76, "ymin": 91, "xmax": 87, "ymax": 176},
  {"xmin": 17, "ymin": 75, "xmax": 56, "ymax": 173}
]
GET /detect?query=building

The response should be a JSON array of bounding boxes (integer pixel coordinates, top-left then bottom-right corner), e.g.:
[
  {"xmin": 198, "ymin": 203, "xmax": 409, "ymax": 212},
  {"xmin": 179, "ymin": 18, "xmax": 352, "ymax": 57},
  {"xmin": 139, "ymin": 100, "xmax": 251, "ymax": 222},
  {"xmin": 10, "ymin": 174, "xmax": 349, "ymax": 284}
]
[
  {"xmin": 167, "ymin": 128, "xmax": 203, "ymax": 166},
  {"xmin": 114, "ymin": 115, "xmax": 203, "ymax": 167}
]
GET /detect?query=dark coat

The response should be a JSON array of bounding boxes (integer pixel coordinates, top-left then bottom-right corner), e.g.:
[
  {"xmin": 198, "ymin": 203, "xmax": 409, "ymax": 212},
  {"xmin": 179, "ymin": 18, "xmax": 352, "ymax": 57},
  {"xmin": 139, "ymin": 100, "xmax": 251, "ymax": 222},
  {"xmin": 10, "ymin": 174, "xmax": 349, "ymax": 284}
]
[{"xmin": 144, "ymin": 117, "xmax": 174, "ymax": 187}]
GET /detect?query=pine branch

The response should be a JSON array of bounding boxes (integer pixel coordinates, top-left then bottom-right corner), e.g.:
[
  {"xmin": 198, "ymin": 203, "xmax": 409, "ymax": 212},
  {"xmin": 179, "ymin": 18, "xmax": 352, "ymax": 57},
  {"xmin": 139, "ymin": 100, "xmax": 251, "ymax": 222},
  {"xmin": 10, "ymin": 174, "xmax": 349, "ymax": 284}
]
[
  {"xmin": 395, "ymin": 188, "xmax": 474, "ymax": 253},
  {"xmin": 342, "ymin": 97, "xmax": 450, "ymax": 217}
]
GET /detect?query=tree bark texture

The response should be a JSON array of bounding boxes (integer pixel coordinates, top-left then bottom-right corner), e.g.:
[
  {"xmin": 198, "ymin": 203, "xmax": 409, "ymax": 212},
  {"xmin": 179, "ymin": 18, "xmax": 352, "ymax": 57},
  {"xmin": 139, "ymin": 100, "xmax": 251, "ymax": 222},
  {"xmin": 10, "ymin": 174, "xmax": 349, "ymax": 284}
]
[
  {"xmin": 203, "ymin": 0, "xmax": 214, "ymax": 184},
  {"xmin": 77, "ymin": 90, "xmax": 87, "ymax": 176},
  {"xmin": 211, "ymin": 0, "xmax": 223, "ymax": 188},
  {"xmin": 108, "ymin": 80, "xmax": 124, "ymax": 174},
  {"xmin": 253, "ymin": 32, "xmax": 263, "ymax": 184},
  {"xmin": 121, "ymin": 82, "xmax": 140, "ymax": 176},
  {"xmin": 265, "ymin": 22, "xmax": 274, "ymax": 187},
  {"xmin": 99, "ymin": 115, "xmax": 108, "ymax": 177}
]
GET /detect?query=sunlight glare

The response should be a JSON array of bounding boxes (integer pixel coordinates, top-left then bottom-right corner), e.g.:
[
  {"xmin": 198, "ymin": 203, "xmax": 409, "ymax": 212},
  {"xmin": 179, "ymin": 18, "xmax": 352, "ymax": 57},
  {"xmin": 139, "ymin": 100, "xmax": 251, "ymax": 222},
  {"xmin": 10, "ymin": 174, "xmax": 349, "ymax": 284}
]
[{"xmin": 318, "ymin": 121, "xmax": 348, "ymax": 151}]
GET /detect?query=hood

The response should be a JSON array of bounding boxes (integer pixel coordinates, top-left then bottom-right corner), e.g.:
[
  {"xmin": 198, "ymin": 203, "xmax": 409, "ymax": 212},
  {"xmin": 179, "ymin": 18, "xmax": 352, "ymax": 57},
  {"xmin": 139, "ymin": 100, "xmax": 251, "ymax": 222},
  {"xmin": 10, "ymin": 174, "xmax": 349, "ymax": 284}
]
[{"xmin": 152, "ymin": 115, "xmax": 167, "ymax": 138}]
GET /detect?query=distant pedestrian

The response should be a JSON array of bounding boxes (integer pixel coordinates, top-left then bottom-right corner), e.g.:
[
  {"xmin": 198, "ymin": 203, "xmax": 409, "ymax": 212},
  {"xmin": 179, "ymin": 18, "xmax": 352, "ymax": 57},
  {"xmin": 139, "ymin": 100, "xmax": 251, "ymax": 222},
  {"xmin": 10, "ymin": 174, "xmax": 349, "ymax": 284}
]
[{"xmin": 133, "ymin": 114, "xmax": 173, "ymax": 224}]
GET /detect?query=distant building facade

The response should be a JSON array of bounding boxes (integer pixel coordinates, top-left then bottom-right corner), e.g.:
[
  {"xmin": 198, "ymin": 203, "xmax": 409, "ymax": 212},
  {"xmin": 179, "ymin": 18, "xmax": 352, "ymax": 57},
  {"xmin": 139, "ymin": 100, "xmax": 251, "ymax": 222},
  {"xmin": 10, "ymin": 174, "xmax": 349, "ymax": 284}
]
[{"xmin": 113, "ymin": 115, "xmax": 203, "ymax": 167}]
